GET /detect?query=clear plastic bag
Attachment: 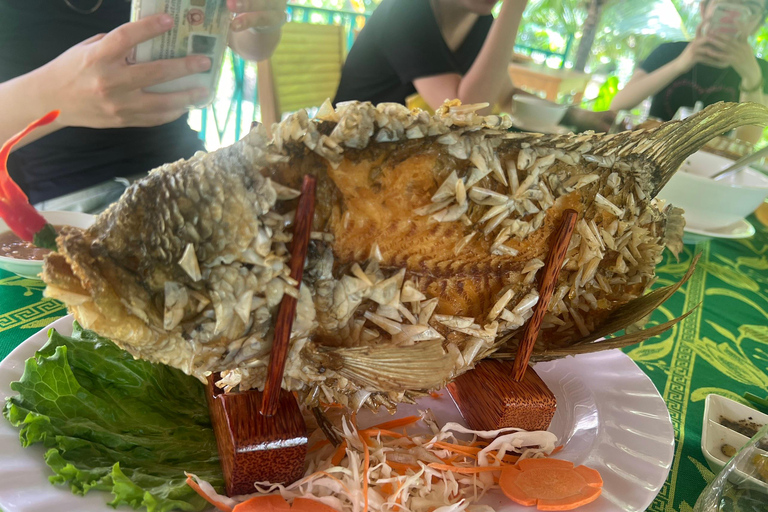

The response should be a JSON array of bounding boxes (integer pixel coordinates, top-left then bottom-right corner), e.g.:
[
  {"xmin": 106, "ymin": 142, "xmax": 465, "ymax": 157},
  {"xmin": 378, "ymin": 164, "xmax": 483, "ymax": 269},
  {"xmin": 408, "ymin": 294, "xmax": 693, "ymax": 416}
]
[
  {"xmin": 694, "ymin": 423, "xmax": 768, "ymax": 512},
  {"xmin": 130, "ymin": 0, "xmax": 232, "ymax": 106}
]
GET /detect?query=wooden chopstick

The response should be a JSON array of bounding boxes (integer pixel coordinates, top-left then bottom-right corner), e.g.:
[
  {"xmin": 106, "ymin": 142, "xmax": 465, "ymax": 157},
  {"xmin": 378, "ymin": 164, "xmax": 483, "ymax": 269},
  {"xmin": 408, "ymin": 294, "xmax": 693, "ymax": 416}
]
[
  {"xmin": 260, "ymin": 175, "xmax": 317, "ymax": 416},
  {"xmin": 511, "ymin": 209, "xmax": 578, "ymax": 381}
]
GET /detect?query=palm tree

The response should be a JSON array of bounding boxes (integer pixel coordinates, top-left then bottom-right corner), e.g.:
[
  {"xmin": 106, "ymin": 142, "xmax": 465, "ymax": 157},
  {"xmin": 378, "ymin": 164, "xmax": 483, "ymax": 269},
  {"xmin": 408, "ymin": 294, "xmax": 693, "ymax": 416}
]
[
  {"xmin": 573, "ymin": 0, "xmax": 607, "ymax": 72},
  {"xmin": 520, "ymin": 0, "xmax": 694, "ymax": 72}
]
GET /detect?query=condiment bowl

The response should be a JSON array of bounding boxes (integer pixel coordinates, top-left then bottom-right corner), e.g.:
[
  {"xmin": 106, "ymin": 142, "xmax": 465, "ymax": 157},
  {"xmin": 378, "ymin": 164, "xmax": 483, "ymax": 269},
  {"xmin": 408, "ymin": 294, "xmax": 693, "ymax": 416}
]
[
  {"xmin": 657, "ymin": 151, "xmax": 768, "ymax": 230},
  {"xmin": 701, "ymin": 394, "xmax": 768, "ymax": 492},
  {"xmin": 512, "ymin": 95, "xmax": 568, "ymax": 129},
  {"xmin": 0, "ymin": 211, "xmax": 94, "ymax": 280}
]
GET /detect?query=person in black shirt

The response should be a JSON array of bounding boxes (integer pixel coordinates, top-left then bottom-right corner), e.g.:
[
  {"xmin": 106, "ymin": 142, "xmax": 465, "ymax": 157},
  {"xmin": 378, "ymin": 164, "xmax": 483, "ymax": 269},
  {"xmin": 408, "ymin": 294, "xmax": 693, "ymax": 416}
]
[
  {"xmin": 334, "ymin": 0, "xmax": 615, "ymax": 132},
  {"xmin": 0, "ymin": 0, "xmax": 286, "ymax": 211},
  {"xmin": 612, "ymin": 0, "xmax": 768, "ymax": 143}
]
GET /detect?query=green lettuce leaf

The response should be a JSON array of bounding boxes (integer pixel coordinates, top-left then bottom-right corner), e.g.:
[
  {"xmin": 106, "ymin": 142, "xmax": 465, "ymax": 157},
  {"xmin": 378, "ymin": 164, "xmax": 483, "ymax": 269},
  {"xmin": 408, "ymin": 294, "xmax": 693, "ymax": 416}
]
[{"xmin": 3, "ymin": 322, "xmax": 223, "ymax": 512}]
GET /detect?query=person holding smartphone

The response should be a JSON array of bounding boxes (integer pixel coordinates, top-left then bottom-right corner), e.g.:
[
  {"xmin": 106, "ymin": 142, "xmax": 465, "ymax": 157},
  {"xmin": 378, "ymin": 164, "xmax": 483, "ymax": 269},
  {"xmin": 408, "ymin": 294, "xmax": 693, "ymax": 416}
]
[
  {"xmin": 612, "ymin": 0, "xmax": 768, "ymax": 143},
  {"xmin": 0, "ymin": 0, "xmax": 286, "ymax": 212},
  {"xmin": 333, "ymin": 0, "xmax": 616, "ymax": 133}
]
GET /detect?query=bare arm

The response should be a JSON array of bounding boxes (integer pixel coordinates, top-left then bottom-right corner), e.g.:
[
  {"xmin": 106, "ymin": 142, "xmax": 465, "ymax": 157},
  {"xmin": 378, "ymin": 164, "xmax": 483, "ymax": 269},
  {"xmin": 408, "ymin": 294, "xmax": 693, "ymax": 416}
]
[
  {"xmin": 413, "ymin": 0, "xmax": 527, "ymax": 111},
  {"xmin": 611, "ymin": 67, "xmax": 680, "ymax": 112},
  {"xmin": 612, "ymin": 32, "xmax": 725, "ymax": 112},
  {"xmin": 0, "ymin": 69, "xmax": 62, "ymax": 148},
  {"xmin": 735, "ymin": 87, "xmax": 765, "ymax": 143},
  {"xmin": 0, "ymin": 15, "xmax": 211, "ymax": 152},
  {"xmin": 227, "ymin": 0, "xmax": 285, "ymax": 62}
]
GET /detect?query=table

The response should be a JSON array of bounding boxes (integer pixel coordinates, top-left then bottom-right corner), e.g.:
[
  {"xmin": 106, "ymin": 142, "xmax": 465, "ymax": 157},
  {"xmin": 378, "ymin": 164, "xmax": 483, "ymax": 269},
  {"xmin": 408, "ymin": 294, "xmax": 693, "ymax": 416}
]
[
  {"xmin": 1, "ymin": 216, "xmax": 767, "ymax": 511},
  {"xmin": 508, "ymin": 62, "xmax": 591, "ymax": 104}
]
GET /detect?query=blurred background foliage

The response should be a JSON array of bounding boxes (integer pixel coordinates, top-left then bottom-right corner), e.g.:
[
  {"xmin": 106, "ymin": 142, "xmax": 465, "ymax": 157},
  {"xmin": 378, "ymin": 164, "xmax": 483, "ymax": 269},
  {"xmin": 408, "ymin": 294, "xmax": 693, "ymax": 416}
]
[{"xmin": 269, "ymin": 1, "xmax": 768, "ymax": 143}]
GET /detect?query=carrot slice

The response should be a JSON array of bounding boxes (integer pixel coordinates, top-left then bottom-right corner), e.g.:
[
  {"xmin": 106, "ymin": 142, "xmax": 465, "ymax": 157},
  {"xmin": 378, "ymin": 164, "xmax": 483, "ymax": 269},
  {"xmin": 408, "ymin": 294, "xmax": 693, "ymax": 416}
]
[
  {"xmin": 292, "ymin": 497, "xmax": 341, "ymax": 512},
  {"xmin": 185, "ymin": 475, "xmax": 233, "ymax": 512},
  {"xmin": 537, "ymin": 487, "xmax": 602, "ymax": 512},
  {"xmin": 366, "ymin": 415, "xmax": 420, "ymax": 431},
  {"xmin": 233, "ymin": 495, "xmax": 287, "ymax": 511},
  {"xmin": 232, "ymin": 495, "xmax": 340, "ymax": 512},
  {"xmin": 331, "ymin": 440, "xmax": 348, "ymax": 466},
  {"xmin": 499, "ymin": 458, "xmax": 603, "ymax": 511}
]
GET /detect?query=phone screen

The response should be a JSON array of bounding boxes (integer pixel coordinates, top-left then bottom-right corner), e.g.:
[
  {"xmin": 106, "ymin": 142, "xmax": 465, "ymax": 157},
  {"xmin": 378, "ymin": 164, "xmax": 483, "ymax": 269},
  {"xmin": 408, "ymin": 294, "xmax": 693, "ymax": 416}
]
[{"xmin": 704, "ymin": 3, "xmax": 753, "ymax": 40}]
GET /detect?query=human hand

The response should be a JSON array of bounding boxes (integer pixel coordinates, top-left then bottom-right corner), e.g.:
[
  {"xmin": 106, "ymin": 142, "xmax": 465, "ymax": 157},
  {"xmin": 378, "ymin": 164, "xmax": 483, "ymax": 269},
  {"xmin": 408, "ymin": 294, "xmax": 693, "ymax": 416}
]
[
  {"xmin": 562, "ymin": 108, "xmax": 617, "ymax": 133},
  {"xmin": 674, "ymin": 26, "xmax": 726, "ymax": 73},
  {"xmin": 227, "ymin": 0, "xmax": 288, "ymax": 33},
  {"xmin": 703, "ymin": 35, "xmax": 762, "ymax": 90},
  {"xmin": 41, "ymin": 14, "xmax": 212, "ymax": 129}
]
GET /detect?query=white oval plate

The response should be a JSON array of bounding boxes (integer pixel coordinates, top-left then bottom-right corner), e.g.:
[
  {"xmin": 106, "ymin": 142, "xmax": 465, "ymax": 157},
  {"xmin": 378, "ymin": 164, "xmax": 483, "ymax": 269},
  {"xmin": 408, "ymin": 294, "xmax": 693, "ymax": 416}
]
[
  {"xmin": 0, "ymin": 316, "xmax": 674, "ymax": 512},
  {"xmin": 684, "ymin": 217, "xmax": 756, "ymax": 240}
]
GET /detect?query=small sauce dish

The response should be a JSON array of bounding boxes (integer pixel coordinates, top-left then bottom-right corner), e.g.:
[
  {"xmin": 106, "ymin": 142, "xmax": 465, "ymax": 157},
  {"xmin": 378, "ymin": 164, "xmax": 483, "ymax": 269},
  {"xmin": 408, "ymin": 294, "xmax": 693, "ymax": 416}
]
[
  {"xmin": 0, "ymin": 211, "xmax": 94, "ymax": 280},
  {"xmin": 701, "ymin": 393, "xmax": 768, "ymax": 491}
]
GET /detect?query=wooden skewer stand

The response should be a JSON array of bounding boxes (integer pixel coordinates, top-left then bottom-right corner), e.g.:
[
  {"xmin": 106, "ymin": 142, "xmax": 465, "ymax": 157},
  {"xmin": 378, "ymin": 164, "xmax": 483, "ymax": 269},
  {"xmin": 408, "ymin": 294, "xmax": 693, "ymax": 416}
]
[
  {"xmin": 206, "ymin": 176, "xmax": 317, "ymax": 496},
  {"xmin": 448, "ymin": 210, "xmax": 578, "ymax": 433}
]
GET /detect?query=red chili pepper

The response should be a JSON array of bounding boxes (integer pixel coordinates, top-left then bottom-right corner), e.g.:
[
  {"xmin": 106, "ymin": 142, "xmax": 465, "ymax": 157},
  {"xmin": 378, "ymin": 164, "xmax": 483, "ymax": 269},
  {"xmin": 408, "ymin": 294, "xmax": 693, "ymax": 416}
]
[{"xmin": 0, "ymin": 111, "xmax": 60, "ymax": 250}]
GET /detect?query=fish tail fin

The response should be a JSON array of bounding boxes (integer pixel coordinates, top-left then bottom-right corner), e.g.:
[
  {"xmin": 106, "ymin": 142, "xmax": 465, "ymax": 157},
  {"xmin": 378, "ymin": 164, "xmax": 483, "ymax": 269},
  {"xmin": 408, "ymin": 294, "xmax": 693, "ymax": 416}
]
[{"xmin": 596, "ymin": 102, "xmax": 768, "ymax": 197}]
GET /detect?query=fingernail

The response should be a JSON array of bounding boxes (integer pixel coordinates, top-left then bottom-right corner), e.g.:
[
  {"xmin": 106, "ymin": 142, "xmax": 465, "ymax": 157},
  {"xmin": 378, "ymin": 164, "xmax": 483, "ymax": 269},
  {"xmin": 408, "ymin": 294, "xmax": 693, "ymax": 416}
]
[
  {"xmin": 232, "ymin": 18, "xmax": 244, "ymax": 31},
  {"xmin": 159, "ymin": 14, "xmax": 174, "ymax": 28},
  {"xmin": 194, "ymin": 89, "xmax": 211, "ymax": 103},
  {"xmin": 193, "ymin": 56, "xmax": 212, "ymax": 72},
  {"xmin": 235, "ymin": 0, "xmax": 244, "ymax": 10}
]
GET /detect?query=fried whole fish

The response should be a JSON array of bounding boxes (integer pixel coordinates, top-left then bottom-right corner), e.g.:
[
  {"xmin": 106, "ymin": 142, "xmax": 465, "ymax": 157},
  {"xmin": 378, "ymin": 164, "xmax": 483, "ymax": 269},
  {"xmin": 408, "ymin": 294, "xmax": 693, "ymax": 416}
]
[{"xmin": 42, "ymin": 100, "xmax": 768, "ymax": 410}]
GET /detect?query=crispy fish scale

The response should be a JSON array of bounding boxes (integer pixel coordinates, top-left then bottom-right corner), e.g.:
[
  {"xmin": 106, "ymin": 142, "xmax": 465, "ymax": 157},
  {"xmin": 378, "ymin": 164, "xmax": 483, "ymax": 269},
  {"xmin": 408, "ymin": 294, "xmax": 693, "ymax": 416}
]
[{"xmin": 42, "ymin": 100, "xmax": 768, "ymax": 411}]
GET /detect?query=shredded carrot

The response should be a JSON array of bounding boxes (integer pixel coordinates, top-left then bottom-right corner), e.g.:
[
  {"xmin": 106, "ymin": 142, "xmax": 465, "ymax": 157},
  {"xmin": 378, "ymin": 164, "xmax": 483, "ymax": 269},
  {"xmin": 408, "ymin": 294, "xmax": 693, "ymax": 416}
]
[
  {"xmin": 308, "ymin": 439, "xmax": 331, "ymax": 453},
  {"xmin": 427, "ymin": 463, "xmax": 512, "ymax": 474},
  {"xmin": 366, "ymin": 415, "xmax": 420, "ymax": 431},
  {"xmin": 387, "ymin": 461, "xmax": 421, "ymax": 474},
  {"xmin": 358, "ymin": 431, "xmax": 370, "ymax": 512},
  {"xmin": 331, "ymin": 440, "xmax": 348, "ymax": 466},
  {"xmin": 550, "ymin": 445, "xmax": 565, "ymax": 456},
  {"xmin": 185, "ymin": 475, "xmax": 233, "ymax": 512},
  {"xmin": 429, "ymin": 392, "xmax": 441, "ymax": 399},
  {"xmin": 431, "ymin": 441, "xmax": 481, "ymax": 457}
]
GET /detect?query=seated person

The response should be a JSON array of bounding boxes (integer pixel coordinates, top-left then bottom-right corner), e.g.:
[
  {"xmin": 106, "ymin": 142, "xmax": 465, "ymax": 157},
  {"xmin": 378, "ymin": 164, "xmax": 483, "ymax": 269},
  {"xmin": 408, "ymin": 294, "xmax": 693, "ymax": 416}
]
[
  {"xmin": 0, "ymin": 0, "xmax": 286, "ymax": 213},
  {"xmin": 333, "ymin": 0, "xmax": 614, "ymax": 132},
  {"xmin": 612, "ymin": 0, "xmax": 768, "ymax": 143}
]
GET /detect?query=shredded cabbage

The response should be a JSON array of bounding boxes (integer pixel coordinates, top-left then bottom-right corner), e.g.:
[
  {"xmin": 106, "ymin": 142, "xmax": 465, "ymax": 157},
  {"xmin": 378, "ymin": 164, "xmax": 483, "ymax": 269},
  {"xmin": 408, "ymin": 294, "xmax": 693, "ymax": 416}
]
[{"xmin": 187, "ymin": 410, "xmax": 558, "ymax": 512}]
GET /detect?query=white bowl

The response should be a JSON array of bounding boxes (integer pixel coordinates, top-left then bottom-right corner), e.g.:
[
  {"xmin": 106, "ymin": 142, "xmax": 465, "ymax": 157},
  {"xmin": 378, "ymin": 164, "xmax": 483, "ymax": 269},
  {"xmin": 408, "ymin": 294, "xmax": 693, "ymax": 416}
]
[
  {"xmin": 512, "ymin": 95, "xmax": 568, "ymax": 128},
  {"xmin": 701, "ymin": 394, "xmax": 768, "ymax": 492},
  {"xmin": 657, "ymin": 151, "xmax": 768, "ymax": 230},
  {"xmin": 0, "ymin": 211, "xmax": 94, "ymax": 280}
]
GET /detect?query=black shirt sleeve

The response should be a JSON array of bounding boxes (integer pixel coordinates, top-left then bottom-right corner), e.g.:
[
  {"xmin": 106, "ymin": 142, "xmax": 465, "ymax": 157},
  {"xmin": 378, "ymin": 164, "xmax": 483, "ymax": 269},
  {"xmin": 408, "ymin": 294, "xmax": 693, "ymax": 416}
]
[
  {"xmin": 639, "ymin": 42, "xmax": 686, "ymax": 74},
  {"xmin": 376, "ymin": 0, "xmax": 461, "ymax": 83}
]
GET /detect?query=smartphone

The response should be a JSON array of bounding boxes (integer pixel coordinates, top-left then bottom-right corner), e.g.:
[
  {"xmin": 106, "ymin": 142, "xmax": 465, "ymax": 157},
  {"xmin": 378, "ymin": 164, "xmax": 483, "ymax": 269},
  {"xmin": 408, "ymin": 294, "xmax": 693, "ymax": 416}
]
[
  {"xmin": 130, "ymin": 0, "xmax": 232, "ymax": 106},
  {"xmin": 703, "ymin": 3, "xmax": 752, "ymax": 40}
]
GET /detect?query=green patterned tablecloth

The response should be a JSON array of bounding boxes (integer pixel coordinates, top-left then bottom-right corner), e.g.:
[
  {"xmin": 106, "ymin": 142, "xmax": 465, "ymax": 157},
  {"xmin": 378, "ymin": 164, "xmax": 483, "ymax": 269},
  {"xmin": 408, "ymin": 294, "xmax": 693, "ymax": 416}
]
[{"xmin": 1, "ymin": 216, "xmax": 767, "ymax": 511}]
